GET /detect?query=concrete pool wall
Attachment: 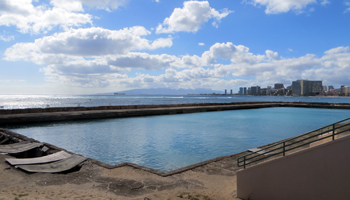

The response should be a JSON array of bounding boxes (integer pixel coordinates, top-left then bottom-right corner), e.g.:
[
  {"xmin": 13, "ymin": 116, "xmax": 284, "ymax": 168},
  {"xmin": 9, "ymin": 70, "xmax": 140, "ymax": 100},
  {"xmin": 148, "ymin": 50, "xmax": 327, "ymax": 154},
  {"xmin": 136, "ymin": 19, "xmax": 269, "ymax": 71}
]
[{"xmin": 1, "ymin": 101, "xmax": 350, "ymax": 125}]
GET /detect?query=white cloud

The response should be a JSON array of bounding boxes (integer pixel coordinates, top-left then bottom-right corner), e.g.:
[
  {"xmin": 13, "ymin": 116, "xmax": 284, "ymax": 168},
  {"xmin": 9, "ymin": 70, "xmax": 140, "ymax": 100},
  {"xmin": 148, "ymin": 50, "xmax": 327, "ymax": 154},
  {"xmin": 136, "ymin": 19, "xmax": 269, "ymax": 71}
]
[
  {"xmin": 0, "ymin": 34, "xmax": 14, "ymax": 41},
  {"xmin": 324, "ymin": 46, "xmax": 349, "ymax": 54},
  {"xmin": 180, "ymin": 54, "xmax": 203, "ymax": 68},
  {"xmin": 50, "ymin": 0, "xmax": 84, "ymax": 12},
  {"xmin": 150, "ymin": 37, "xmax": 173, "ymax": 50},
  {"xmin": 5, "ymin": 27, "xmax": 172, "ymax": 57},
  {"xmin": 156, "ymin": 1, "xmax": 232, "ymax": 33},
  {"xmin": 345, "ymin": 2, "xmax": 350, "ymax": 13},
  {"xmin": 107, "ymin": 53, "xmax": 181, "ymax": 70},
  {"xmin": 198, "ymin": 43, "xmax": 205, "ymax": 46},
  {"xmin": 321, "ymin": 0, "xmax": 330, "ymax": 6},
  {"xmin": 0, "ymin": 0, "xmax": 92, "ymax": 34},
  {"xmin": 201, "ymin": 42, "xmax": 266, "ymax": 65},
  {"xmin": 245, "ymin": 0, "xmax": 317, "ymax": 14},
  {"xmin": 265, "ymin": 50, "xmax": 280, "ymax": 60}
]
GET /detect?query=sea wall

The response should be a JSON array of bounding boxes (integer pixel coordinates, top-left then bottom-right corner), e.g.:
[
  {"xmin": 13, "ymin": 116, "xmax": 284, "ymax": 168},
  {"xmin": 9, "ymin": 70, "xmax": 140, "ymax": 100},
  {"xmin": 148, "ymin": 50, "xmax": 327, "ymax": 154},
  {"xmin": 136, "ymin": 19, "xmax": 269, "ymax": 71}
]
[
  {"xmin": 0, "ymin": 101, "xmax": 275, "ymax": 114},
  {"xmin": 1, "ymin": 102, "xmax": 350, "ymax": 125}
]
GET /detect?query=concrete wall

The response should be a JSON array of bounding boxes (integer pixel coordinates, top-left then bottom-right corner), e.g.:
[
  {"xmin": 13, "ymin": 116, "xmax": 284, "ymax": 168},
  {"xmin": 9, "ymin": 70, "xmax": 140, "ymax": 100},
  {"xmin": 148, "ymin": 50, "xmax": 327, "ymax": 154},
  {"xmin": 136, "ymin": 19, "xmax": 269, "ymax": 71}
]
[
  {"xmin": 237, "ymin": 135, "xmax": 350, "ymax": 200},
  {"xmin": 1, "ymin": 102, "xmax": 350, "ymax": 115},
  {"xmin": 0, "ymin": 102, "xmax": 273, "ymax": 115},
  {"xmin": 1, "ymin": 102, "xmax": 350, "ymax": 125}
]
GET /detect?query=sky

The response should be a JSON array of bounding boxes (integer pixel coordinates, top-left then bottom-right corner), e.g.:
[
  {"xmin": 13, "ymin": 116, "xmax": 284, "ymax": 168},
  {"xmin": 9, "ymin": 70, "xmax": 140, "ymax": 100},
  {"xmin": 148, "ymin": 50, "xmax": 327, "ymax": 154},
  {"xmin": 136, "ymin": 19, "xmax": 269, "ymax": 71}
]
[{"xmin": 0, "ymin": 0, "xmax": 350, "ymax": 94}]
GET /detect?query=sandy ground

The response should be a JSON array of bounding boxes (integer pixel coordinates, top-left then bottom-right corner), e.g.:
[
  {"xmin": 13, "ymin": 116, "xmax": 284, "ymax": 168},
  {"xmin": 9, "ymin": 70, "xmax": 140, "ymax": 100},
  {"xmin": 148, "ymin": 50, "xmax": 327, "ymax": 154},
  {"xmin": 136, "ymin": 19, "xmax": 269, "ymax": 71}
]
[{"xmin": 0, "ymin": 153, "xmax": 242, "ymax": 200}]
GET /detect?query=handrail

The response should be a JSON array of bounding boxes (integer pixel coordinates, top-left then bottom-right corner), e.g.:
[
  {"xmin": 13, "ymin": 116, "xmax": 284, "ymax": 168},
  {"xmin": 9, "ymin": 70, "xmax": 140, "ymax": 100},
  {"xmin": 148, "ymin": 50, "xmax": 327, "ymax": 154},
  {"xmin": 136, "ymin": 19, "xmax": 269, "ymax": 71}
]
[{"xmin": 237, "ymin": 117, "xmax": 350, "ymax": 169}]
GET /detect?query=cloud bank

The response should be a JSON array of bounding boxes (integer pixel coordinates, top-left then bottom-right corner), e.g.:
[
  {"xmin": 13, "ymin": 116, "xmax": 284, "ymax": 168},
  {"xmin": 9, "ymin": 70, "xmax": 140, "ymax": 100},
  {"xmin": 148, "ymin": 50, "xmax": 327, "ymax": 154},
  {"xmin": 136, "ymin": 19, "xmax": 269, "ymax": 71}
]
[{"xmin": 4, "ymin": 29, "xmax": 350, "ymax": 90}]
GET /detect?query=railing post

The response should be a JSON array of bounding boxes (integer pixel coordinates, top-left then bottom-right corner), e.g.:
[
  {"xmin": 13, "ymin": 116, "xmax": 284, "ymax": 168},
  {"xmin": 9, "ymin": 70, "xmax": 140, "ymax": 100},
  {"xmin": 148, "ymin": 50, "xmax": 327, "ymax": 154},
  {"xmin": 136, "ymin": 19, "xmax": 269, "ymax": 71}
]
[
  {"xmin": 243, "ymin": 156, "xmax": 246, "ymax": 169},
  {"xmin": 332, "ymin": 124, "xmax": 335, "ymax": 140},
  {"xmin": 283, "ymin": 142, "xmax": 285, "ymax": 156}
]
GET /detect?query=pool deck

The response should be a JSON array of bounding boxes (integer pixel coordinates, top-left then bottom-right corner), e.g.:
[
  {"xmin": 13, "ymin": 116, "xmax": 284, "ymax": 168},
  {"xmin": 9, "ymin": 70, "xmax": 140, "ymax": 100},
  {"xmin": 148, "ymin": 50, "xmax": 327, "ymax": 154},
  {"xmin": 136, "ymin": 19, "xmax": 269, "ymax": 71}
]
[{"xmin": 1, "ymin": 101, "xmax": 350, "ymax": 125}]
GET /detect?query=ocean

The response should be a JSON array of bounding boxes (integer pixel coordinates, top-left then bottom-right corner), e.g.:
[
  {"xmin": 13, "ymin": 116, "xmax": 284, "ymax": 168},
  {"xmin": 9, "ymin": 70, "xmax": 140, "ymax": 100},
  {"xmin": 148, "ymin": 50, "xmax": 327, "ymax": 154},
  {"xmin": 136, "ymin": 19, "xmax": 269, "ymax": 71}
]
[
  {"xmin": 0, "ymin": 94, "xmax": 350, "ymax": 109},
  {"xmin": 1, "ymin": 95, "xmax": 350, "ymax": 172}
]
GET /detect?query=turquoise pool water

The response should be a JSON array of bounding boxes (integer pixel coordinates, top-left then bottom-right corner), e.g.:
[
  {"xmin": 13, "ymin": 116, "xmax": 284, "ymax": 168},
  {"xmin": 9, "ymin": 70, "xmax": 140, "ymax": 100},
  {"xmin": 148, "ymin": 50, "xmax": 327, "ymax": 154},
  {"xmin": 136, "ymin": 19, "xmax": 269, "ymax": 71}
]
[{"xmin": 7, "ymin": 107, "xmax": 350, "ymax": 172}]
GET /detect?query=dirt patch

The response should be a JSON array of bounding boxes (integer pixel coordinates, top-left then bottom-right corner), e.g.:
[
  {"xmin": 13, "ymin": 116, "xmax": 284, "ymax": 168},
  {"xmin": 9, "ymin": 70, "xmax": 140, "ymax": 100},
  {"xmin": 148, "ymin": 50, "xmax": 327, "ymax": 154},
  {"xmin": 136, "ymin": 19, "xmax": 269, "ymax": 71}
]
[{"xmin": 0, "ymin": 153, "xmax": 241, "ymax": 200}]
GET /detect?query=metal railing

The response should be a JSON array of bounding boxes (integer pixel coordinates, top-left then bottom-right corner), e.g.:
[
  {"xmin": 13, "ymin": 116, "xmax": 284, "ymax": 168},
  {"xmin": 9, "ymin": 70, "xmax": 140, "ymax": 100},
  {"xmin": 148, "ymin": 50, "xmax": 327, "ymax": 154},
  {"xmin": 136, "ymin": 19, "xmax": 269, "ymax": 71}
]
[{"xmin": 237, "ymin": 117, "xmax": 350, "ymax": 169}]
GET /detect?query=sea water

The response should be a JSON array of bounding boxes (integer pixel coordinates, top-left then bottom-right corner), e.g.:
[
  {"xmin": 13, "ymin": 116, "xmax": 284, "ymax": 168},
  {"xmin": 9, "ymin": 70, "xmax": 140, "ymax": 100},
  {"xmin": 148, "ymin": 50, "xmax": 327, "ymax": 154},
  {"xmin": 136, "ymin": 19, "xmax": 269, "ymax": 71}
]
[
  {"xmin": 0, "ymin": 95, "xmax": 349, "ymax": 109},
  {"xmin": 6, "ymin": 107, "xmax": 350, "ymax": 172}
]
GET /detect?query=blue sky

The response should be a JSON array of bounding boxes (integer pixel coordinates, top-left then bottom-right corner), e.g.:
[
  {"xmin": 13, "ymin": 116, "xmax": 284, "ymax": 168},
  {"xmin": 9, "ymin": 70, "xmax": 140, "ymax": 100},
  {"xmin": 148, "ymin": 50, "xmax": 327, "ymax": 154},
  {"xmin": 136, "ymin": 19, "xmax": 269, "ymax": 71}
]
[{"xmin": 0, "ymin": 0, "xmax": 350, "ymax": 94}]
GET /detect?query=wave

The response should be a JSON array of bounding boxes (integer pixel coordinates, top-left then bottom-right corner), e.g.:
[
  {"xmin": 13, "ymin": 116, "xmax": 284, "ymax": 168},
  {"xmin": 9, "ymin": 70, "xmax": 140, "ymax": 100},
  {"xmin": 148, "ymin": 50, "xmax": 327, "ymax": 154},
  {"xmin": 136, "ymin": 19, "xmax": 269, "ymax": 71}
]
[{"xmin": 164, "ymin": 96, "xmax": 184, "ymax": 99}]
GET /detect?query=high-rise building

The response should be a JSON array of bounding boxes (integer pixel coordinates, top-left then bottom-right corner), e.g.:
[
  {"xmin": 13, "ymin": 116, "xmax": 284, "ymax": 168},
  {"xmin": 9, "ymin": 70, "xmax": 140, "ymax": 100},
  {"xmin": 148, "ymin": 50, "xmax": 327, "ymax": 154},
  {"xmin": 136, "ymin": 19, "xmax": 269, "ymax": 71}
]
[
  {"xmin": 239, "ymin": 87, "xmax": 247, "ymax": 95},
  {"xmin": 323, "ymin": 86, "xmax": 328, "ymax": 92},
  {"xmin": 341, "ymin": 85, "xmax": 349, "ymax": 95},
  {"xmin": 260, "ymin": 88, "xmax": 267, "ymax": 95},
  {"xmin": 274, "ymin": 83, "xmax": 284, "ymax": 89},
  {"xmin": 251, "ymin": 86, "xmax": 261, "ymax": 95},
  {"xmin": 266, "ymin": 86, "xmax": 272, "ymax": 95},
  {"xmin": 292, "ymin": 80, "xmax": 322, "ymax": 96}
]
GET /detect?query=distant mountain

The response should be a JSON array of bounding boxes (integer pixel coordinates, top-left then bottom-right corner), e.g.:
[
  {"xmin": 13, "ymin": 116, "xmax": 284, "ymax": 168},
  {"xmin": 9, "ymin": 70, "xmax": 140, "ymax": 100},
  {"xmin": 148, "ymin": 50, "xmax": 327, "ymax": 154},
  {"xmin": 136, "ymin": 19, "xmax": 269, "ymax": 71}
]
[{"xmin": 97, "ymin": 88, "xmax": 222, "ymax": 95}]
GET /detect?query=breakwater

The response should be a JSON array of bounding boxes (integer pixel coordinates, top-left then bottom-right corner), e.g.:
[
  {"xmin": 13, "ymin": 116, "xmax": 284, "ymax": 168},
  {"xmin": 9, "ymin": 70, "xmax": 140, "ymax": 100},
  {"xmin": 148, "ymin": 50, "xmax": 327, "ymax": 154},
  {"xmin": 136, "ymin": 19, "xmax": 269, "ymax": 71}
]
[{"xmin": 1, "ymin": 102, "xmax": 350, "ymax": 125}]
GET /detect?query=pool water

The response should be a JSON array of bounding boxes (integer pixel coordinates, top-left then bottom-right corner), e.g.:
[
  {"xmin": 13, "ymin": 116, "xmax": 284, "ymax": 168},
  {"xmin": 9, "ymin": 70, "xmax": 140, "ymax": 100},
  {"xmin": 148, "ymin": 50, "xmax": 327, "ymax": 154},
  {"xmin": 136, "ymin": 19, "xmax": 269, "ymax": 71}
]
[{"xmin": 7, "ymin": 107, "xmax": 350, "ymax": 172}]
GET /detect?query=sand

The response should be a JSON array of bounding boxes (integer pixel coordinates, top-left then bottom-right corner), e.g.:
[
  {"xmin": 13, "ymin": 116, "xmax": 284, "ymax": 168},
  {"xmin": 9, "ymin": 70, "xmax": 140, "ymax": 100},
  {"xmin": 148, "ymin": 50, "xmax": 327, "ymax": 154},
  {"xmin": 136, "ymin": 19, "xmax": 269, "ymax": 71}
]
[{"xmin": 0, "ymin": 153, "xmax": 242, "ymax": 200}]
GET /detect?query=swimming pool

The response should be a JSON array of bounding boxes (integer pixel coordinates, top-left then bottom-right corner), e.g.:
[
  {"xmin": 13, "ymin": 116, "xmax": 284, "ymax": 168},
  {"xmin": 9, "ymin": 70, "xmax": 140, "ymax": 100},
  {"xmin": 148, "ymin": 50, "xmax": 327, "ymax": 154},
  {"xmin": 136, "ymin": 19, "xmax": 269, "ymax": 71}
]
[{"xmin": 7, "ymin": 107, "xmax": 350, "ymax": 172}]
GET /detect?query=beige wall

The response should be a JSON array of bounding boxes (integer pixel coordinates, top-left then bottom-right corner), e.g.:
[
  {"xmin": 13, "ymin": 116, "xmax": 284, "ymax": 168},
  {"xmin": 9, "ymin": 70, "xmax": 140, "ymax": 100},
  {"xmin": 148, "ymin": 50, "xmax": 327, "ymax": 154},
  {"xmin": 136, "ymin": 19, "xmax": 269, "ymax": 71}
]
[{"xmin": 237, "ymin": 135, "xmax": 350, "ymax": 200}]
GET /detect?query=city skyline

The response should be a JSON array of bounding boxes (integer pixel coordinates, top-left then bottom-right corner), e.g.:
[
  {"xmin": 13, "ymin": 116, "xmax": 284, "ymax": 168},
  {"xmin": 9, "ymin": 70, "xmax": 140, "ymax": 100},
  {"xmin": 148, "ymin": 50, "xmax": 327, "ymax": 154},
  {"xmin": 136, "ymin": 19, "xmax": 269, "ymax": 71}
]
[
  {"xmin": 235, "ymin": 79, "xmax": 350, "ymax": 96},
  {"xmin": 1, "ymin": 0, "xmax": 350, "ymax": 94}
]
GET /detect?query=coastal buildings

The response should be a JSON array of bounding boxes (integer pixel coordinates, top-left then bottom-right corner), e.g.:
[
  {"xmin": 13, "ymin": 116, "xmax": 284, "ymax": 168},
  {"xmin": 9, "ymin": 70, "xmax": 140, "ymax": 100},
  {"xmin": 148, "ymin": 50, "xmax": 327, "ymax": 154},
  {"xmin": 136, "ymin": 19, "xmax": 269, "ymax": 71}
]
[
  {"xmin": 240, "ymin": 84, "xmax": 288, "ymax": 96},
  {"xmin": 274, "ymin": 83, "xmax": 284, "ymax": 89},
  {"xmin": 323, "ymin": 85, "xmax": 334, "ymax": 92},
  {"xmin": 239, "ymin": 87, "xmax": 247, "ymax": 95},
  {"xmin": 250, "ymin": 86, "xmax": 261, "ymax": 95},
  {"xmin": 224, "ymin": 89, "xmax": 234, "ymax": 95},
  {"xmin": 341, "ymin": 85, "xmax": 350, "ymax": 95},
  {"xmin": 266, "ymin": 86, "xmax": 272, "ymax": 95},
  {"xmin": 292, "ymin": 80, "xmax": 323, "ymax": 96},
  {"xmin": 236, "ymin": 80, "xmax": 348, "ymax": 96}
]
